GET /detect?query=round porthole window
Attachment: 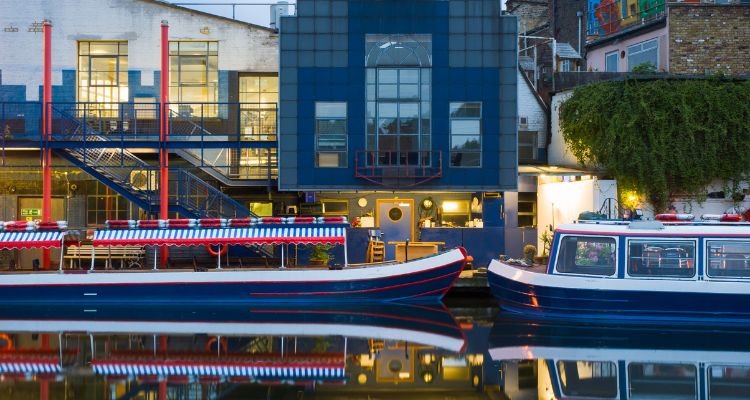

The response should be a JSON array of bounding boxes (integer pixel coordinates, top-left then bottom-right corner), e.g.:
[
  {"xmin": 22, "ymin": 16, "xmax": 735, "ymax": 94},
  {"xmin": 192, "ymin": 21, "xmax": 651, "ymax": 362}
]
[{"xmin": 388, "ymin": 207, "xmax": 403, "ymax": 222}]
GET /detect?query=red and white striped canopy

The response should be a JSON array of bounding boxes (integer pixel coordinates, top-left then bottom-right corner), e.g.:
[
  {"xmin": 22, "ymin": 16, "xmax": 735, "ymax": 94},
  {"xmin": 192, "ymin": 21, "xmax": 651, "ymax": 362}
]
[
  {"xmin": 0, "ymin": 231, "xmax": 64, "ymax": 249},
  {"xmin": 92, "ymin": 225, "xmax": 347, "ymax": 247}
]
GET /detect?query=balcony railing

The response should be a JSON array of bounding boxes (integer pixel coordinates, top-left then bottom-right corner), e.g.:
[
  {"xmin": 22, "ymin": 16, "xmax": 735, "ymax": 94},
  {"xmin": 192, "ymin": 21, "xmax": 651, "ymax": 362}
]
[{"xmin": 354, "ymin": 150, "xmax": 443, "ymax": 187}]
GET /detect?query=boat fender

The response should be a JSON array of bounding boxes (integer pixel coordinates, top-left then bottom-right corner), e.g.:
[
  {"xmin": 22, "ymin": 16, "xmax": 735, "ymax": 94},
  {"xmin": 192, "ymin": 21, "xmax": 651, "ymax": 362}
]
[
  {"xmin": 206, "ymin": 244, "xmax": 228, "ymax": 257},
  {"xmin": 205, "ymin": 337, "xmax": 227, "ymax": 353}
]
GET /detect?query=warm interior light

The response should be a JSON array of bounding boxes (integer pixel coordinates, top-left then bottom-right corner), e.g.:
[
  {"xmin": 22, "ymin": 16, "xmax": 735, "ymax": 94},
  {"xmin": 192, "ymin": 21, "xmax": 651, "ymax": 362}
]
[{"xmin": 442, "ymin": 201, "xmax": 460, "ymax": 213}]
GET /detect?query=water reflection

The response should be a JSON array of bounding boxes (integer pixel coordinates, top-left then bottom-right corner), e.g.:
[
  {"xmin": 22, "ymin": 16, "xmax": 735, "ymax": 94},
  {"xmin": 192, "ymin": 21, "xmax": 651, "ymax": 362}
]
[
  {"xmin": 0, "ymin": 304, "xmax": 496, "ymax": 399},
  {"xmin": 490, "ymin": 314, "xmax": 750, "ymax": 399}
]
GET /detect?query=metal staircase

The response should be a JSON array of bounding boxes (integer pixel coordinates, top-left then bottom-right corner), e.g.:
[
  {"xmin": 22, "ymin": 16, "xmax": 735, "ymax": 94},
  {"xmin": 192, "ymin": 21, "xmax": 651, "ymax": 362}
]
[{"xmin": 51, "ymin": 105, "xmax": 256, "ymax": 219}]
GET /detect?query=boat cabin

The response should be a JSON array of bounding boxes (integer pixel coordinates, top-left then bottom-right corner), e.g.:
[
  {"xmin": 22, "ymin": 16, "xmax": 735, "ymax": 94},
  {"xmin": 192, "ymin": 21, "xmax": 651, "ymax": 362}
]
[{"xmin": 548, "ymin": 220, "xmax": 750, "ymax": 280}]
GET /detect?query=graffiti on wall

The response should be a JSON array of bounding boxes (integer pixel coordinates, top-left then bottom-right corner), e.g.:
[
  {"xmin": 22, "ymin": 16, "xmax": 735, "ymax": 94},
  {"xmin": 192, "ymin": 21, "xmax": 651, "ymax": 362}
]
[{"xmin": 587, "ymin": 0, "xmax": 666, "ymax": 37}]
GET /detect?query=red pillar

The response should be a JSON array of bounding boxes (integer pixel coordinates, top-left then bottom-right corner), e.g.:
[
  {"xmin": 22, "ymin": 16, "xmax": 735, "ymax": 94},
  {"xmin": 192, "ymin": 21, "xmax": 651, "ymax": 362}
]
[
  {"xmin": 42, "ymin": 20, "xmax": 52, "ymax": 269},
  {"xmin": 160, "ymin": 21, "xmax": 169, "ymax": 267}
]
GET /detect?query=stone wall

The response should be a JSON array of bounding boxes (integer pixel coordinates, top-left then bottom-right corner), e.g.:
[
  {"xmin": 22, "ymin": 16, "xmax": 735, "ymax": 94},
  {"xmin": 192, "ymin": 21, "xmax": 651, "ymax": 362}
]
[{"xmin": 669, "ymin": 5, "xmax": 750, "ymax": 75}]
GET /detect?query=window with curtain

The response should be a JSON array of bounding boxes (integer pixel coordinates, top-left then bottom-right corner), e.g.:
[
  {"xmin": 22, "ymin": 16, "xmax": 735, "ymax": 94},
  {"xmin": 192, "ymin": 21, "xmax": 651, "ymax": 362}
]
[
  {"xmin": 169, "ymin": 41, "xmax": 218, "ymax": 117},
  {"xmin": 77, "ymin": 41, "xmax": 129, "ymax": 118}
]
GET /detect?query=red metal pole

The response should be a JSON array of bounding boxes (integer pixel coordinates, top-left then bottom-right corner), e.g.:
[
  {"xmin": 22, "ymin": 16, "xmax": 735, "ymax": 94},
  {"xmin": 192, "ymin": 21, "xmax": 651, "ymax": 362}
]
[
  {"xmin": 42, "ymin": 20, "xmax": 52, "ymax": 269},
  {"xmin": 160, "ymin": 21, "xmax": 169, "ymax": 267}
]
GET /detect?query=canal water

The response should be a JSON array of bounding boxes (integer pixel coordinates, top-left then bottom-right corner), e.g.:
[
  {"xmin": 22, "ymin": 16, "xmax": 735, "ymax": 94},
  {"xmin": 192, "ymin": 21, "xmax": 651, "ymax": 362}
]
[{"xmin": 0, "ymin": 301, "xmax": 747, "ymax": 399}]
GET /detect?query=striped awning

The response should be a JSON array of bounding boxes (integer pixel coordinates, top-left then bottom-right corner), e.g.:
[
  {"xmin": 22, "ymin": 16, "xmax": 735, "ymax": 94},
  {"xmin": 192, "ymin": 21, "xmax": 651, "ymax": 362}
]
[
  {"xmin": 0, "ymin": 361, "xmax": 61, "ymax": 374},
  {"xmin": 92, "ymin": 225, "xmax": 347, "ymax": 247},
  {"xmin": 91, "ymin": 362, "xmax": 345, "ymax": 379},
  {"xmin": 0, "ymin": 231, "xmax": 64, "ymax": 249}
]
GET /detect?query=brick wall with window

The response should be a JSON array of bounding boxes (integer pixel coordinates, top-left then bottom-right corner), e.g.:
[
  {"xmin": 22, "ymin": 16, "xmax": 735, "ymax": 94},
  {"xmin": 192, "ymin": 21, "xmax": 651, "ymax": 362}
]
[{"xmin": 669, "ymin": 5, "xmax": 750, "ymax": 75}]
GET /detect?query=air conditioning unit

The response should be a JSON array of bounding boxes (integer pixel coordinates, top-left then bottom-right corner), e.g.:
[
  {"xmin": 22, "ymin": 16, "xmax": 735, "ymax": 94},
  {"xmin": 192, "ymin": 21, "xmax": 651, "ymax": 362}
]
[
  {"xmin": 519, "ymin": 116, "xmax": 529, "ymax": 128},
  {"xmin": 130, "ymin": 170, "xmax": 157, "ymax": 191}
]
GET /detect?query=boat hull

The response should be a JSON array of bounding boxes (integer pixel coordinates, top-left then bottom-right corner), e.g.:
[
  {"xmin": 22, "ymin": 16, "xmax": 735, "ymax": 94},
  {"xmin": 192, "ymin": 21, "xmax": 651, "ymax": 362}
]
[
  {"xmin": 488, "ymin": 259, "xmax": 750, "ymax": 325},
  {"xmin": 0, "ymin": 248, "xmax": 466, "ymax": 304}
]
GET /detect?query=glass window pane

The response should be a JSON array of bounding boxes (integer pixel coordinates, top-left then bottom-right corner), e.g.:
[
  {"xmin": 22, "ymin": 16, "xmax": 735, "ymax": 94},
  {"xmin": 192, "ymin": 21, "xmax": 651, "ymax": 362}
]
[
  {"xmin": 260, "ymin": 76, "xmax": 278, "ymax": 93},
  {"xmin": 366, "ymin": 68, "xmax": 376, "ymax": 84},
  {"xmin": 367, "ymin": 84, "xmax": 377, "ymax": 100},
  {"xmin": 451, "ymin": 120, "xmax": 480, "ymax": 135},
  {"xmin": 629, "ymin": 363, "xmax": 696, "ymax": 399},
  {"xmin": 399, "ymin": 103, "xmax": 419, "ymax": 119},
  {"xmin": 450, "ymin": 102, "xmax": 482, "ymax": 118},
  {"xmin": 451, "ymin": 151, "xmax": 481, "ymax": 167},
  {"xmin": 557, "ymin": 361, "xmax": 617, "ymax": 399},
  {"xmin": 706, "ymin": 241, "xmax": 750, "ymax": 278},
  {"xmin": 628, "ymin": 240, "xmax": 696, "ymax": 278},
  {"xmin": 315, "ymin": 102, "xmax": 346, "ymax": 118},
  {"xmin": 399, "ymin": 69, "xmax": 419, "ymax": 83},
  {"xmin": 317, "ymin": 120, "xmax": 346, "ymax": 135},
  {"xmin": 378, "ymin": 118, "xmax": 396, "ymax": 135},
  {"xmin": 399, "ymin": 84, "xmax": 419, "ymax": 99},
  {"xmin": 451, "ymin": 135, "xmax": 481, "ymax": 151},
  {"xmin": 378, "ymin": 103, "xmax": 398, "ymax": 118},
  {"xmin": 556, "ymin": 236, "xmax": 617, "ymax": 276},
  {"xmin": 89, "ymin": 42, "xmax": 119, "ymax": 55},
  {"xmin": 378, "ymin": 84, "xmax": 397, "ymax": 98},
  {"xmin": 378, "ymin": 69, "xmax": 397, "ymax": 83},
  {"xmin": 709, "ymin": 365, "xmax": 750, "ymax": 399}
]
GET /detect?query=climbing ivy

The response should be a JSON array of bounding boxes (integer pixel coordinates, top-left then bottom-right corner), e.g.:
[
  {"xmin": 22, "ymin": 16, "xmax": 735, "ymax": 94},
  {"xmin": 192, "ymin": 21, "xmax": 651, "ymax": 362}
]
[{"xmin": 560, "ymin": 77, "xmax": 750, "ymax": 211}]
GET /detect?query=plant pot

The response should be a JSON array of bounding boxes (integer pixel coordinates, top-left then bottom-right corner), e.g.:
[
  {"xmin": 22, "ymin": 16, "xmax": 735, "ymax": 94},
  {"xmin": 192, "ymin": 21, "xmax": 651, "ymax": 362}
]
[{"xmin": 533, "ymin": 256, "xmax": 549, "ymax": 265}]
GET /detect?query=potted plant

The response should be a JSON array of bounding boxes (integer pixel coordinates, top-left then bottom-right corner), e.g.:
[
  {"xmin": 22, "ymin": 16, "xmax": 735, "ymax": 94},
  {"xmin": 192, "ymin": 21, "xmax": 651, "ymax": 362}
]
[
  {"xmin": 309, "ymin": 244, "xmax": 334, "ymax": 266},
  {"xmin": 534, "ymin": 230, "xmax": 552, "ymax": 265},
  {"xmin": 523, "ymin": 244, "xmax": 536, "ymax": 265}
]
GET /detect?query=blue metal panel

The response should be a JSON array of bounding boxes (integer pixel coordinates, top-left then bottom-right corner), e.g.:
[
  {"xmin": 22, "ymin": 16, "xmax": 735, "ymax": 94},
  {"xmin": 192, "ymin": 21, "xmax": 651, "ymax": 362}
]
[{"xmin": 421, "ymin": 227, "xmax": 504, "ymax": 267}]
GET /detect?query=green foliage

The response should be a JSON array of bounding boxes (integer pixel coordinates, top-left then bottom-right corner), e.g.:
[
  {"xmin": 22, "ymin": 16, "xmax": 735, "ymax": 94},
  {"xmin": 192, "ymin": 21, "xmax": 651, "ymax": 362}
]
[
  {"xmin": 560, "ymin": 78, "xmax": 750, "ymax": 211},
  {"xmin": 310, "ymin": 244, "xmax": 334, "ymax": 263},
  {"xmin": 540, "ymin": 230, "xmax": 552, "ymax": 256}
]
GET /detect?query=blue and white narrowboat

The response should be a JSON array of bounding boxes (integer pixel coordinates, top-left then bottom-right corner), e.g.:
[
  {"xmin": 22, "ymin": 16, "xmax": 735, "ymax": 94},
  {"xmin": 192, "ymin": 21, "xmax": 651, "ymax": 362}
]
[
  {"xmin": 488, "ymin": 216, "xmax": 750, "ymax": 325},
  {"xmin": 0, "ymin": 218, "xmax": 467, "ymax": 304}
]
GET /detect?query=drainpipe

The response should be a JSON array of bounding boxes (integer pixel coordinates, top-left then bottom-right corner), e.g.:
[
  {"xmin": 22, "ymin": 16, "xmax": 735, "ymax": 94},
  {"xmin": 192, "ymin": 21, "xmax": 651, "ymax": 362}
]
[
  {"xmin": 160, "ymin": 21, "xmax": 169, "ymax": 267},
  {"xmin": 42, "ymin": 20, "xmax": 52, "ymax": 269},
  {"xmin": 577, "ymin": 11, "xmax": 583, "ymax": 54}
]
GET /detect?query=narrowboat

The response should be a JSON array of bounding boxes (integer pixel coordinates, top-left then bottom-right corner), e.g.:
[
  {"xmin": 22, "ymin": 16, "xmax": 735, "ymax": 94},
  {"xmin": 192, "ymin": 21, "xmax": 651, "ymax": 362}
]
[
  {"xmin": 488, "ymin": 216, "xmax": 750, "ymax": 325},
  {"xmin": 490, "ymin": 315, "xmax": 750, "ymax": 400},
  {"xmin": 0, "ymin": 218, "xmax": 466, "ymax": 304}
]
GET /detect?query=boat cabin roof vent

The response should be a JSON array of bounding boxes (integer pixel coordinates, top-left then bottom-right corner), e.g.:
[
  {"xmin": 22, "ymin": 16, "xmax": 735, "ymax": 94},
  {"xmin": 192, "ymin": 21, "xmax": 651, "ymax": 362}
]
[{"xmin": 628, "ymin": 221, "xmax": 665, "ymax": 230}]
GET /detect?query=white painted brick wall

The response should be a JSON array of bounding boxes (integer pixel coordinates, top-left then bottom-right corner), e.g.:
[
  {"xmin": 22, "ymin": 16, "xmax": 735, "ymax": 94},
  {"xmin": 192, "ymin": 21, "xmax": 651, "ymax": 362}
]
[
  {"xmin": 0, "ymin": 0, "xmax": 278, "ymax": 100},
  {"xmin": 516, "ymin": 70, "xmax": 547, "ymax": 152}
]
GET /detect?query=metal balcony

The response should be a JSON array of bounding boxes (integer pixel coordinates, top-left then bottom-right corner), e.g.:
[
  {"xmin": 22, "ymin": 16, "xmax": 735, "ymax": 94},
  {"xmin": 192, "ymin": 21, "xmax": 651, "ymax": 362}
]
[{"xmin": 354, "ymin": 150, "xmax": 443, "ymax": 187}]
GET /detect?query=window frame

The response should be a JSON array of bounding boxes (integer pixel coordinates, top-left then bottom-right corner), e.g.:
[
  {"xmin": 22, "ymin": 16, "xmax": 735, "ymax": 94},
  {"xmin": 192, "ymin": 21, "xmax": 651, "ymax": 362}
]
[
  {"xmin": 168, "ymin": 41, "xmax": 219, "ymax": 116},
  {"xmin": 449, "ymin": 101, "xmax": 482, "ymax": 168},
  {"xmin": 77, "ymin": 41, "xmax": 129, "ymax": 117},
  {"xmin": 315, "ymin": 101, "xmax": 348, "ymax": 168},
  {"xmin": 627, "ymin": 38, "xmax": 659, "ymax": 71},
  {"xmin": 553, "ymin": 234, "xmax": 618, "ymax": 277},
  {"xmin": 605, "ymin": 50, "xmax": 619, "ymax": 72},
  {"xmin": 626, "ymin": 361, "xmax": 698, "ymax": 399},
  {"xmin": 705, "ymin": 239, "xmax": 750, "ymax": 279},
  {"xmin": 625, "ymin": 238, "xmax": 698, "ymax": 279}
]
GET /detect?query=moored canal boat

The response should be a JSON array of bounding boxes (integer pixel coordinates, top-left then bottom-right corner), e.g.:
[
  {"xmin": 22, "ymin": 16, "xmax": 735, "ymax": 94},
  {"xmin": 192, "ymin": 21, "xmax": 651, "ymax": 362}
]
[
  {"xmin": 0, "ymin": 218, "xmax": 467, "ymax": 304},
  {"xmin": 488, "ymin": 217, "xmax": 750, "ymax": 325}
]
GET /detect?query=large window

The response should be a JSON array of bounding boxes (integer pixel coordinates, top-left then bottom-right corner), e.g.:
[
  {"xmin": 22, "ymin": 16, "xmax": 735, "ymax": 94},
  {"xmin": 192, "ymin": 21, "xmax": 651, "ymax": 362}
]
[
  {"xmin": 555, "ymin": 235, "xmax": 617, "ymax": 276},
  {"xmin": 87, "ymin": 182, "xmax": 128, "ymax": 226},
  {"xmin": 517, "ymin": 192, "xmax": 537, "ymax": 227},
  {"xmin": 628, "ymin": 38, "xmax": 658, "ymax": 71},
  {"xmin": 238, "ymin": 148, "xmax": 277, "ymax": 180},
  {"xmin": 365, "ymin": 34, "xmax": 432, "ymax": 167},
  {"xmin": 557, "ymin": 361, "xmax": 617, "ymax": 399},
  {"xmin": 239, "ymin": 75, "xmax": 278, "ymax": 141},
  {"xmin": 706, "ymin": 240, "xmax": 750, "ymax": 278},
  {"xmin": 518, "ymin": 131, "xmax": 538, "ymax": 162},
  {"xmin": 709, "ymin": 366, "xmax": 750, "ymax": 398},
  {"xmin": 169, "ymin": 41, "xmax": 218, "ymax": 116},
  {"xmin": 315, "ymin": 102, "xmax": 347, "ymax": 168},
  {"xmin": 628, "ymin": 363, "xmax": 696, "ymax": 399},
  {"xmin": 628, "ymin": 240, "xmax": 696, "ymax": 278},
  {"xmin": 77, "ymin": 41, "xmax": 129, "ymax": 118},
  {"xmin": 605, "ymin": 51, "xmax": 618, "ymax": 72},
  {"xmin": 450, "ymin": 102, "xmax": 482, "ymax": 167},
  {"xmin": 367, "ymin": 68, "xmax": 431, "ymax": 166}
]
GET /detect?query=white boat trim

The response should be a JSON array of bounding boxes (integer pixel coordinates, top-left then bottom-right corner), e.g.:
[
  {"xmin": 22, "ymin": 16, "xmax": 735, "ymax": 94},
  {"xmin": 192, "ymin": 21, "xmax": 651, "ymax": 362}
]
[
  {"xmin": 0, "ymin": 248, "xmax": 465, "ymax": 286},
  {"xmin": 490, "ymin": 346, "xmax": 750, "ymax": 365},
  {"xmin": 489, "ymin": 259, "xmax": 750, "ymax": 295}
]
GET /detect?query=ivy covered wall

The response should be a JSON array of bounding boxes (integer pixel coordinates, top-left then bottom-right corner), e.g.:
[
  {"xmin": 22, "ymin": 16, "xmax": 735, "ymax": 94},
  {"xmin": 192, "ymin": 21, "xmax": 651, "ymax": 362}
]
[{"xmin": 559, "ymin": 77, "xmax": 750, "ymax": 211}]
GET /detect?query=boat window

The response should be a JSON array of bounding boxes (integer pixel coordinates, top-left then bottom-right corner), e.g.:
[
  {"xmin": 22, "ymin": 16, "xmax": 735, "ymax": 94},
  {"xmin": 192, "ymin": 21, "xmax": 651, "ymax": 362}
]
[
  {"xmin": 706, "ymin": 240, "xmax": 750, "ymax": 278},
  {"xmin": 628, "ymin": 240, "xmax": 696, "ymax": 278},
  {"xmin": 628, "ymin": 362, "xmax": 696, "ymax": 399},
  {"xmin": 709, "ymin": 365, "xmax": 750, "ymax": 398},
  {"xmin": 556, "ymin": 360, "xmax": 617, "ymax": 398},
  {"xmin": 556, "ymin": 236, "xmax": 616, "ymax": 276}
]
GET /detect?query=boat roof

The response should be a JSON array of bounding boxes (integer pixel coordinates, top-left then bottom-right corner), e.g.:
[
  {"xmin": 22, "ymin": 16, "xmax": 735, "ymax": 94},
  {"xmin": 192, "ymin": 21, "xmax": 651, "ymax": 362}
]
[{"xmin": 556, "ymin": 220, "xmax": 750, "ymax": 237}]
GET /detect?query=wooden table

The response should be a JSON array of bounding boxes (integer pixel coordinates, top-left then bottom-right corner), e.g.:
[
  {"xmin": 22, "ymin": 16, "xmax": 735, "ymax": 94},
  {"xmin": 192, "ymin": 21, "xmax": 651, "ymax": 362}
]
[{"xmin": 388, "ymin": 241, "xmax": 446, "ymax": 262}]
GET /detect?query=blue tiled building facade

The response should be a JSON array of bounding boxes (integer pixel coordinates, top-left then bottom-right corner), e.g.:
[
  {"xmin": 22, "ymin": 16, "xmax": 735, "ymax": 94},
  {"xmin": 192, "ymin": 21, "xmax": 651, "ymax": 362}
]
[{"xmin": 278, "ymin": 0, "xmax": 518, "ymax": 192}]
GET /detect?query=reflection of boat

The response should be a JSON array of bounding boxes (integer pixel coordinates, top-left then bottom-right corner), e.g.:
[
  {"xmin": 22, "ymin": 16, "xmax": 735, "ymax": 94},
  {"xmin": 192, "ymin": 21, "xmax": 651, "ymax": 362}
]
[
  {"xmin": 489, "ymin": 315, "xmax": 750, "ymax": 399},
  {"xmin": 489, "ymin": 219, "xmax": 750, "ymax": 325},
  {"xmin": 0, "ymin": 303, "xmax": 466, "ymax": 352},
  {"xmin": 0, "ymin": 219, "xmax": 467, "ymax": 303},
  {"xmin": 0, "ymin": 304, "xmax": 481, "ymax": 398}
]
